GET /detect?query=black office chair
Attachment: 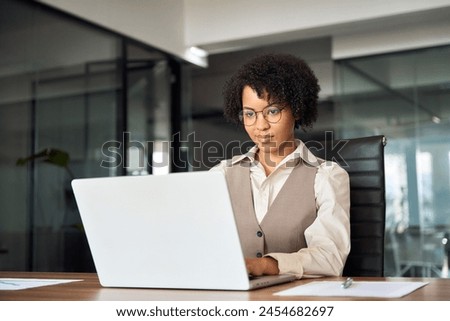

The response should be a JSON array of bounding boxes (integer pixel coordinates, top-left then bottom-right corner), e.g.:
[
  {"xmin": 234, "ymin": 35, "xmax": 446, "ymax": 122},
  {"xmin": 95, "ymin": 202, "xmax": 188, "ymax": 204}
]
[{"xmin": 306, "ymin": 134, "xmax": 387, "ymax": 277}]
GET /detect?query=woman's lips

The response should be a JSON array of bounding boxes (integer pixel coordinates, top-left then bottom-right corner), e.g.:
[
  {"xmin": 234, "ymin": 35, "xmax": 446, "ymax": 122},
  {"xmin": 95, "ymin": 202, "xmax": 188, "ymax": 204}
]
[{"xmin": 257, "ymin": 135, "xmax": 273, "ymax": 143}]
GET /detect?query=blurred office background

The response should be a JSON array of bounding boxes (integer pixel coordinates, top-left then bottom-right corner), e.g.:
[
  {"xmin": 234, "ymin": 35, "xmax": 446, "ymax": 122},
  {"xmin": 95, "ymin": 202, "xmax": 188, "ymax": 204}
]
[{"xmin": 1, "ymin": 0, "xmax": 449, "ymax": 277}]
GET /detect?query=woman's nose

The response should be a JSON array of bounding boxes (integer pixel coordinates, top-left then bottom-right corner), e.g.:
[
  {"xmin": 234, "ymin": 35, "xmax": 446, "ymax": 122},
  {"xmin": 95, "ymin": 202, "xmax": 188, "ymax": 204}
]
[{"xmin": 255, "ymin": 113, "xmax": 270, "ymax": 131}]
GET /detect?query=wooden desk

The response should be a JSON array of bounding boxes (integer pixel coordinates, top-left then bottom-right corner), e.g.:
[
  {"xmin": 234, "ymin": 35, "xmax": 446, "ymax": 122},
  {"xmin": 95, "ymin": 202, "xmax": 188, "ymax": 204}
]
[{"xmin": 1, "ymin": 272, "xmax": 450, "ymax": 301}]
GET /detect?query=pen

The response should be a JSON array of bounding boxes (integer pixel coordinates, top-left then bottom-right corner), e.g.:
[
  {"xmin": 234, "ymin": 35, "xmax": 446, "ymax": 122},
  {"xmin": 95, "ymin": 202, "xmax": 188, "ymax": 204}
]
[{"xmin": 341, "ymin": 277, "xmax": 353, "ymax": 289}]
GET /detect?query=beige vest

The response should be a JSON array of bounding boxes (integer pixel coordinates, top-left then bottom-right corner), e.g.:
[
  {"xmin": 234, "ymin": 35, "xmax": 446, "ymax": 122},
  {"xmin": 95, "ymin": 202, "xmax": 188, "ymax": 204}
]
[{"xmin": 225, "ymin": 160, "xmax": 317, "ymax": 258}]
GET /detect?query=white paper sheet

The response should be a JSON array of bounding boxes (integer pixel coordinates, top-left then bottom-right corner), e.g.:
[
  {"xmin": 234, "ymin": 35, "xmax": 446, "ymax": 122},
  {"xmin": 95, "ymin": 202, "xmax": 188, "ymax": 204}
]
[
  {"xmin": 275, "ymin": 281, "xmax": 429, "ymax": 298},
  {"xmin": 0, "ymin": 278, "xmax": 82, "ymax": 291}
]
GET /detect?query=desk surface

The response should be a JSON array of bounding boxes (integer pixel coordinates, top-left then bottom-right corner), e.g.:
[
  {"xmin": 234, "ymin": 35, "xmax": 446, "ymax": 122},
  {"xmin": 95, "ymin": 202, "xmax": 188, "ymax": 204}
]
[{"xmin": 1, "ymin": 272, "xmax": 449, "ymax": 301}]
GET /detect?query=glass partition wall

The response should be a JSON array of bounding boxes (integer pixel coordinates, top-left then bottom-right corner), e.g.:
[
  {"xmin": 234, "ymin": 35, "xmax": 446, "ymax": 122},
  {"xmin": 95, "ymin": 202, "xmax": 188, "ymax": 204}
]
[
  {"xmin": 334, "ymin": 45, "xmax": 450, "ymax": 277},
  {"xmin": 0, "ymin": 0, "xmax": 178, "ymax": 272}
]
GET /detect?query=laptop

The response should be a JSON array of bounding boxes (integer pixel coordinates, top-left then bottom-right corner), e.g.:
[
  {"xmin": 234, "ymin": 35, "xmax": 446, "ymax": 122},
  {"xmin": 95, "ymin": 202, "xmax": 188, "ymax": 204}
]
[{"xmin": 71, "ymin": 171, "xmax": 296, "ymax": 291}]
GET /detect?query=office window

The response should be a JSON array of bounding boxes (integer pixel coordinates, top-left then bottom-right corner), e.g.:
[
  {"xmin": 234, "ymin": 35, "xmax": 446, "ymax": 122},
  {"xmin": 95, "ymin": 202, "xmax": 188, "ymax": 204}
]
[
  {"xmin": 335, "ymin": 45, "xmax": 450, "ymax": 277},
  {"xmin": 0, "ymin": 0, "xmax": 122, "ymax": 272},
  {"xmin": 0, "ymin": 0, "xmax": 178, "ymax": 272},
  {"xmin": 125, "ymin": 44, "xmax": 173, "ymax": 176},
  {"xmin": 385, "ymin": 153, "xmax": 409, "ymax": 232}
]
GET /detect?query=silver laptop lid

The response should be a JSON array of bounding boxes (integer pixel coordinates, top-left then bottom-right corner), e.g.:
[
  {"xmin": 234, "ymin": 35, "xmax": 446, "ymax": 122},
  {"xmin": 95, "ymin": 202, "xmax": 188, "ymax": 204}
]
[{"xmin": 72, "ymin": 171, "xmax": 252, "ymax": 290}]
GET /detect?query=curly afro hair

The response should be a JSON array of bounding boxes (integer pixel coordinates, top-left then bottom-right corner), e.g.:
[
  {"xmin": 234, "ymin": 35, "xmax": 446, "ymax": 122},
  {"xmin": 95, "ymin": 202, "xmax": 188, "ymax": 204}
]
[{"xmin": 223, "ymin": 53, "xmax": 320, "ymax": 130}]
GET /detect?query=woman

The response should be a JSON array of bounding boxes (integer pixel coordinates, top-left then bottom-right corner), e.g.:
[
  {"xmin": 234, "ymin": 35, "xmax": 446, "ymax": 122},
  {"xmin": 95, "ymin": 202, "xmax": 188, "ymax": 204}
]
[{"xmin": 212, "ymin": 53, "xmax": 350, "ymax": 278}]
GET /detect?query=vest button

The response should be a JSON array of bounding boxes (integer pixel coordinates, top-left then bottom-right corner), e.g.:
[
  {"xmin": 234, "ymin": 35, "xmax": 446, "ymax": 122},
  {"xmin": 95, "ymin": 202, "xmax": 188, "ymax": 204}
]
[
  {"xmin": 256, "ymin": 252, "xmax": 263, "ymax": 258},
  {"xmin": 256, "ymin": 231, "xmax": 263, "ymax": 237}
]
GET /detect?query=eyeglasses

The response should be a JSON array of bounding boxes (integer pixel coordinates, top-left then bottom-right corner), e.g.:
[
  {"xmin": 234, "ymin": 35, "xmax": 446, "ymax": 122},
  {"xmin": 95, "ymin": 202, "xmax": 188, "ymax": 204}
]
[{"xmin": 238, "ymin": 105, "xmax": 285, "ymax": 126}]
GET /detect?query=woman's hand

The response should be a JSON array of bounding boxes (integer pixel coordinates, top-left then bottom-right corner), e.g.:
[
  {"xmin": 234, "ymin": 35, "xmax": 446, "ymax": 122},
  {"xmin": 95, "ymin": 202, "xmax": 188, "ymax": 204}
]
[{"xmin": 245, "ymin": 257, "xmax": 279, "ymax": 276}]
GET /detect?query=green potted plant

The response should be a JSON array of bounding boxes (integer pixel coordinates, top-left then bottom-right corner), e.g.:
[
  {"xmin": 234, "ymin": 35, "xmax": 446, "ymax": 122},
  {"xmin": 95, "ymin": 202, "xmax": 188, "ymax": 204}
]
[
  {"xmin": 16, "ymin": 148, "xmax": 94, "ymax": 272},
  {"xmin": 17, "ymin": 148, "xmax": 74, "ymax": 179}
]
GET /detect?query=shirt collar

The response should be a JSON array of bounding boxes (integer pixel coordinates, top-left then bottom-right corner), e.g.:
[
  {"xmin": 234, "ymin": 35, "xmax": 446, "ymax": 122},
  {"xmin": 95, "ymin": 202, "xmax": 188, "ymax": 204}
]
[{"xmin": 230, "ymin": 139, "xmax": 320, "ymax": 168}]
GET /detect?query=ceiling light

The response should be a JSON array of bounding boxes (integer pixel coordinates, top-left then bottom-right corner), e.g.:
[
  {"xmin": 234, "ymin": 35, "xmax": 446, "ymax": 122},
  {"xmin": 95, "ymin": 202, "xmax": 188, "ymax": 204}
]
[
  {"xmin": 189, "ymin": 46, "xmax": 208, "ymax": 58},
  {"xmin": 431, "ymin": 116, "xmax": 441, "ymax": 124}
]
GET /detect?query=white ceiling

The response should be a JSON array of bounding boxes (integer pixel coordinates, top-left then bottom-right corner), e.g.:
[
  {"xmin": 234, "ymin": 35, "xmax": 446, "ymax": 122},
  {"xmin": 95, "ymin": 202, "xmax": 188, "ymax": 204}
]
[{"xmin": 37, "ymin": 0, "xmax": 450, "ymax": 65}]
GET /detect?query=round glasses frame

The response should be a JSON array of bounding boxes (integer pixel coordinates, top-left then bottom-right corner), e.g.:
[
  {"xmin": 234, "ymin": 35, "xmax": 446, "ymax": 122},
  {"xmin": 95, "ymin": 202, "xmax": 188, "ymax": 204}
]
[{"xmin": 238, "ymin": 105, "xmax": 286, "ymax": 126}]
